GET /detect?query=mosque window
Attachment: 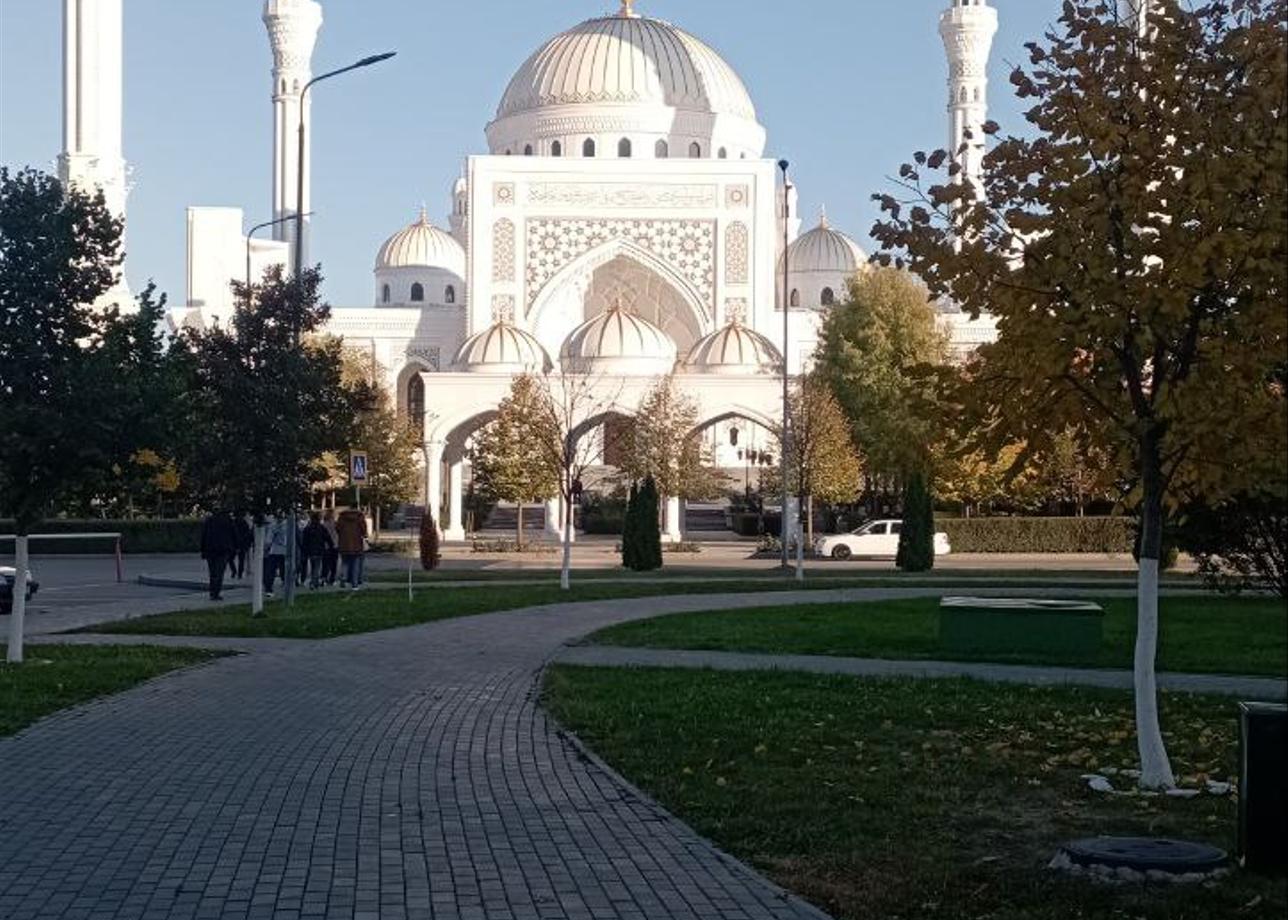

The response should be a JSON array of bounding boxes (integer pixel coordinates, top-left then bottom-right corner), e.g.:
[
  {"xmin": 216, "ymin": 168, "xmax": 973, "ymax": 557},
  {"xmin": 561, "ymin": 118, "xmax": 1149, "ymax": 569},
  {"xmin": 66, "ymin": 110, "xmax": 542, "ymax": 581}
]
[
  {"xmin": 381, "ymin": 284, "xmax": 391, "ymax": 304},
  {"xmin": 655, "ymin": 139, "xmax": 668, "ymax": 158},
  {"xmin": 718, "ymin": 147, "xmax": 727, "ymax": 159},
  {"xmin": 410, "ymin": 282, "xmax": 425, "ymax": 303},
  {"xmin": 821, "ymin": 287, "xmax": 836, "ymax": 306},
  {"xmin": 789, "ymin": 289, "xmax": 800, "ymax": 308},
  {"xmin": 618, "ymin": 138, "xmax": 632, "ymax": 158},
  {"xmin": 523, "ymin": 144, "xmax": 533, "ymax": 156},
  {"xmin": 583, "ymin": 138, "xmax": 596, "ymax": 157},
  {"xmin": 551, "ymin": 140, "xmax": 562, "ymax": 157},
  {"xmin": 689, "ymin": 141, "xmax": 702, "ymax": 158},
  {"xmin": 407, "ymin": 374, "xmax": 425, "ymax": 437},
  {"xmin": 444, "ymin": 285, "xmax": 456, "ymax": 304}
]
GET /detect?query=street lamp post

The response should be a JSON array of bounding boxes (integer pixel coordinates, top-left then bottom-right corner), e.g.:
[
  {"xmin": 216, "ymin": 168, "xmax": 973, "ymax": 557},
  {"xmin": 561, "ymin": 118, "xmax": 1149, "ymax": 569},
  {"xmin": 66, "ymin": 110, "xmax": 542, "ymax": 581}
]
[
  {"xmin": 777, "ymin": 159, "xmax": 792, "ymax": 572},
  {"xmin": 283, "ymin": 50, "xmax": 396, "ymax": 608},
  {"xmin": 246, "ymin": 213, "xmax": 312, "ymax": 289}
]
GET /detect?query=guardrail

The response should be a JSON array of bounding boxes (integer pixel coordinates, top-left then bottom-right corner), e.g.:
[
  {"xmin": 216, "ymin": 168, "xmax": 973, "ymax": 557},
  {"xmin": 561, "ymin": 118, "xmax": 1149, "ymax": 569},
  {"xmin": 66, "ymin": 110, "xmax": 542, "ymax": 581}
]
[{"xmin": 0, "ymin": 533, "xmax": 124, "ymax": 583}]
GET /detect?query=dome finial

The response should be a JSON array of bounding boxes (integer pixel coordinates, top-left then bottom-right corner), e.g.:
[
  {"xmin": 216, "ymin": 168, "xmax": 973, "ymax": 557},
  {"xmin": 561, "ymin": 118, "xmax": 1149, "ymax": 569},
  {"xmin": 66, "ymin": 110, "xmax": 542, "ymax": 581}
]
[
  {"xmin": 417, "ymin": 203, "xmax": 429, "ymax": 225},
  {"xmin": 819, "ymin": 205, "xmax": 829, "ymax": 229},
  {"xmin": 618, "ymin": 0, "xmax": 638, "ymax": 18}
]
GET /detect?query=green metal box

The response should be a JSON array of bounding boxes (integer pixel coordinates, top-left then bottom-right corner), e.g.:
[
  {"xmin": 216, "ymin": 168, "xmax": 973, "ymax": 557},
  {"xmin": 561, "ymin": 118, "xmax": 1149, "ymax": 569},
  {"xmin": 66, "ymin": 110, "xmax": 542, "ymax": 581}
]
[{"xmin": 938, "ymin": 597, "xmax": 1105, "ymax": 658}]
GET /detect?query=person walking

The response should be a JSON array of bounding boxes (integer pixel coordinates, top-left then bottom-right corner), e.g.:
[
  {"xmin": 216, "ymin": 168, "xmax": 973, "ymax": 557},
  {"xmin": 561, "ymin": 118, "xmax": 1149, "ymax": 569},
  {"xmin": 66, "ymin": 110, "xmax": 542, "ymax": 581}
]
[
  {"xmin": 335, "ymin": 505, "xmax": 368, "ymax": 590},
  {"xmin": 263, "ymin": 515, "xmax": 288, "ymax": 598},
  {"xmin": 321, "ymin": 509, "xmax": 340, "ymax": 585},
  {"xmin": 228, "ymin": 511, "xmax": 253, "ymax": 580},
  {"xmin": 199, "ymin": 509, "xmax": 237, "ymax": 601},
  {"xmin": 301, "ymin": 511, "xmax": 333, "ymax": 589}
]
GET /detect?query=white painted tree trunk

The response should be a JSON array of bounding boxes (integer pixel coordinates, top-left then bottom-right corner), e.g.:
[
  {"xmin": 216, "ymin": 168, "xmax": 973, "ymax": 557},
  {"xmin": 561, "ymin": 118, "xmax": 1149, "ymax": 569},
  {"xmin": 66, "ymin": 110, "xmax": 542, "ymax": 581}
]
[
  {"xmin": 6, "ymin": 535, "xmax": 28, "ymax": 664},
  {"xmin": 1134, "ymin": 557, "xmax": 1175, "ymax": 789},
  {"xmin": 561, "ymin": 496, "xmax": 573, "ymax": 591},
  {"xmin": 250, "ymin": 524, "xmax": 265, "ymax": 616}
]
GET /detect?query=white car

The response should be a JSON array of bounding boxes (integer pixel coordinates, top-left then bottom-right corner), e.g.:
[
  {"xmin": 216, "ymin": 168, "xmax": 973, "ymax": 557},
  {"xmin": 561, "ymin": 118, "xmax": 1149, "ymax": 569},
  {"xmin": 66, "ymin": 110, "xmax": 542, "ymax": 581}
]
[{"xmin": 814, "ymin": 519, "xmax": 951, "ymax": 560}]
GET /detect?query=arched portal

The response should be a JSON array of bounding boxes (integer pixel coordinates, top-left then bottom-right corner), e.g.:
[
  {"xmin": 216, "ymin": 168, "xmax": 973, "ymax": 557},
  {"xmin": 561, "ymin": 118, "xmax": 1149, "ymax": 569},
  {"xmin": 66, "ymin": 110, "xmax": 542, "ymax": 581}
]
[{"xmin": 527, "ymin": 240, "xmax": 709, "ymax": 361}]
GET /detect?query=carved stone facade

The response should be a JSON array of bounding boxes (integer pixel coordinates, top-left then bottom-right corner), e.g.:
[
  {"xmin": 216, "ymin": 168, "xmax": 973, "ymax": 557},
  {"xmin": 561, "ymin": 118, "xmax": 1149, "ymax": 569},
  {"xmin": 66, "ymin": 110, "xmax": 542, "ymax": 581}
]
[
  {"xmin": 406, "ymin": 345, "xmax": 442, "ymax": 372},
  {"xmin": 724, "ymin": 297, "xmax": 748, "ymax": 325},
  {"xmin": 491, "ymin": 219, "xmax": 515, "ymax": 282},
  {"xmin": 491, "ymin": 294, "xmax": 516, "ymax": 323},
  {"xmin": 524, "ymin": 217, "xmax": 716, "ymax": 314},
  {"xmin": 526, "ymin": 182, "xmax": 717, "ymax": 210},
  {"xmin": 724, "ymin": 221, "xmax": 749, "ymax": 285}
]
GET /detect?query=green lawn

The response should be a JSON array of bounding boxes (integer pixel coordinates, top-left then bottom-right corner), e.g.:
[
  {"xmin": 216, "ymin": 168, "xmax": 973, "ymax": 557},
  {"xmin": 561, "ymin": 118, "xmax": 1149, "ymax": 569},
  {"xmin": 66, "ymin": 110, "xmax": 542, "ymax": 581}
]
[
  {"xmin": 0, "ymin": 644, "xmax": 227, "ymax": 737},
  {"xmin": 91, "ymin": 579, "xmax": 922, "ymax": 639},
  {"xmin": 583, "ymin": 595, "xmax": 1288, "ymax": 677},
  {"xmin": 544, "ymin": 666, "xmax": 1286, "ymax": 920}
]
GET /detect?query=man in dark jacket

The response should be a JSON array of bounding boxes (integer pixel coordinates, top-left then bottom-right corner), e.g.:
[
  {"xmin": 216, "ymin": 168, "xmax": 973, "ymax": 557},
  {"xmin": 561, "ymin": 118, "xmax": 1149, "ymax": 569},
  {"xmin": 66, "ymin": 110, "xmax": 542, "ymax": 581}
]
[
  {"xmin": 228, "ymin": 512, "xmax": 253, "ymax": 580},
  {"xmin": 200, "ymin": 510, "xmax": 238, "ymax": 601},
  {"xmin": 300, "ymin": 511, "xmax": 334, "ymax": 589}
]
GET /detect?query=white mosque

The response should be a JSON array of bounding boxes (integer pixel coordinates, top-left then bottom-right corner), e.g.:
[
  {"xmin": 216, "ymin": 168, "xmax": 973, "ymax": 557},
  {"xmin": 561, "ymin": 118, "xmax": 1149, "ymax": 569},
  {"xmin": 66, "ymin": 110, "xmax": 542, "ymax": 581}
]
[{"xmin": 59, "ymin": 0, "xmax": 1001, "ymax": 540}]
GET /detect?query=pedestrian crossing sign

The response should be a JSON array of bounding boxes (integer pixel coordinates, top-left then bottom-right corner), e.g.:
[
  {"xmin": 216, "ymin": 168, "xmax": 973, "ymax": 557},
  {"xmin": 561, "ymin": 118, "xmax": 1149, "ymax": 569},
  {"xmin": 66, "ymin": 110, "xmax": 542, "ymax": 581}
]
[{"xmin": 350, "ymin": 450, "xmax": 369, "ymax": 485}]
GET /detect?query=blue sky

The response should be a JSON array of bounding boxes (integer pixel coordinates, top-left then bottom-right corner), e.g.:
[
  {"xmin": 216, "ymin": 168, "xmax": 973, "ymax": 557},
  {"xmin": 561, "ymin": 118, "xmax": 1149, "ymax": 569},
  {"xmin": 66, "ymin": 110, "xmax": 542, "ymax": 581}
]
[{"xmin": 0, "ymin": 1, "xmax": 1058, "ymax": 307}]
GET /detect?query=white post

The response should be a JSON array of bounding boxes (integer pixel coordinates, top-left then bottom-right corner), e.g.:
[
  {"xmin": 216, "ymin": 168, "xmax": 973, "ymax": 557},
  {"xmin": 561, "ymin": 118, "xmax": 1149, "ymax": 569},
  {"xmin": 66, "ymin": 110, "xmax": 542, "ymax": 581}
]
[
  {"xmin": 445, "ymin": 459, "xmax": 465, "ymax": 541},
  {"xmin": 794, "ymin": 497, "xmax": 805, "ymax": 582},
  {"xmin": 664, "ymin": 496, "xmax": 683, "ymax": 543},
  {"xmin": 561, "ymin": 492, "xmax": 573, "ymax": 591},
  {"xmin": 250, "ymin": 523, "xmax": 266, "ymax": 616},
  {"xmin": 545, "ymin": 497, "xmax": 563, "ymax": 541},
  {"xmin": 6, "ymin": 535, "xmax": 29, "ymax": 664}
]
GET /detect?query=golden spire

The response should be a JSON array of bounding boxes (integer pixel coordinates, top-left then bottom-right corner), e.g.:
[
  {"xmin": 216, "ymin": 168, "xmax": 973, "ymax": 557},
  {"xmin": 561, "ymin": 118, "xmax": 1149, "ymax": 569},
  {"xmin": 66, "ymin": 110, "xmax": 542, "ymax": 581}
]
[{"xmin": 619, "ymin": 0, "xmax": 638, "ymax": 17}]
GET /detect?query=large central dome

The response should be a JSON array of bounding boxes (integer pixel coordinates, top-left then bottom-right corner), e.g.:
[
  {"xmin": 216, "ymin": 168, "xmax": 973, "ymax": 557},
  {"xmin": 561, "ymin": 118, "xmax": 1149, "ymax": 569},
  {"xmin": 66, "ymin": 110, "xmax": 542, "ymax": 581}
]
[{"xmin": 486, "ymin": 7, "xmax": 766, "ymax": 160}]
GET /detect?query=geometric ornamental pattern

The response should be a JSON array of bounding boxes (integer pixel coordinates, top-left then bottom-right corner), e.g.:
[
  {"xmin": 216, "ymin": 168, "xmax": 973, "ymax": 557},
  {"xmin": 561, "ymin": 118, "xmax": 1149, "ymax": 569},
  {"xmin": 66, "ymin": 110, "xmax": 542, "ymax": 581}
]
[
  {"xmin": 724, "ymin": 297, "xmax": 748, "ymax": 325},
  {"xmin": 491, "ymin": 294, "xmax": 516, "ymax": 324},
  {"xmin": 406, "ymin": 345, "xmax": 441, "ymax": 371},
  {"xmin": 492, "ymin": 219, "xmax": 516, "ymax": 283},
  {"xmin": 525, "ymin": 217, "xmax": 715, "ymax": 315},
  {"xmin": 724, "ymin": 221, "xmax": 749, "ymax": 285}
]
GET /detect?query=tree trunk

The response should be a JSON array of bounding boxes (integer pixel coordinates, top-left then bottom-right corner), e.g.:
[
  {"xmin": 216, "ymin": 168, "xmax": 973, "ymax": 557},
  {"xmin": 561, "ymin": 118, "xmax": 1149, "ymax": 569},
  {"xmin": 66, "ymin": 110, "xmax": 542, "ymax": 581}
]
[
  {"xmin": 806, "ymin": 494, "xmax": 815, "ymax": 549},
  {"xmin": 251, "ymin": 523, "xmax": 266, "ymax": 617},
  {"xmin": 1134, "ymin": 437, "xmax": 1176, "ymax": 789},
  {"xmin": 561, "ymin": 492, "xmax": 573, "ymax": 591},
  {"xmin": 516, "ymin": 505, "xmax": 524, "ymax": 551},
  {"xmin": 6, "ymin": 535, "xmax": 29, "ymax": 664}
]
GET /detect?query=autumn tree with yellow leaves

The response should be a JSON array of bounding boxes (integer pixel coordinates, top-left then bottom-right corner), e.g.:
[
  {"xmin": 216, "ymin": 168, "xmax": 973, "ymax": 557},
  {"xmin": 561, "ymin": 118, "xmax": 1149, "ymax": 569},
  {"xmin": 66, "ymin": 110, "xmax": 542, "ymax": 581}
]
[{"xmin": 871, "ymin": 1, "xmax": 1287, "ymax": 788}]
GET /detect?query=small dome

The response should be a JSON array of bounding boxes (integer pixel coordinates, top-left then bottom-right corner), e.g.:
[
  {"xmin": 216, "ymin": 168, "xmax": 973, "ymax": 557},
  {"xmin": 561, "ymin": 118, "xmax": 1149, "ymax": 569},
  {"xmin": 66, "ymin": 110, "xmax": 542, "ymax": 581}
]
[
  {"xmin": 453, "ymin": 322, "xmax": 552, "ymax": 373},
  {"xmin": 375, "ymin": 210, "xmax": 466, "ymax": 274},
  {"xmin": 683, "ymin": 321, "xmax": 782, "ymax": 376},
  {"xmin": 560, "ymin": 305, "xmax": 677, "ymax": 376},
  {"xmin": 784, "ymin": 214, "xmax": 868, "ymax": 276}
]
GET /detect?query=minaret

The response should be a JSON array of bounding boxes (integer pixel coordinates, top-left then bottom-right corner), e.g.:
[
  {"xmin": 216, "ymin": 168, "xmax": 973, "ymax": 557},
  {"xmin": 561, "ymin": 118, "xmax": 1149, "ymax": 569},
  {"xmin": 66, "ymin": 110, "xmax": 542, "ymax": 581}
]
[
  {"xmin": 939, "ymin": 0, "xmax": 998, "ymax": 190},
  {"xmin": 60, "ymin": 0, "xmax": 130, "ymax": 301},
  {"xmin": 263, "ymin": 0, "xmax": 323, "ymax": 268}
]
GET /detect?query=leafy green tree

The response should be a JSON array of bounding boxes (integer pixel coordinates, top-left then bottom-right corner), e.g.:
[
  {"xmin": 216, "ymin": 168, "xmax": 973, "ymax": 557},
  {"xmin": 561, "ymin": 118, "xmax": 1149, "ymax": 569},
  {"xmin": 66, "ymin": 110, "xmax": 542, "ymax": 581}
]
[
  {"xmin": 896, "ymin": 471, "xmax": 935, "ymax": 572},
  {"xmin": 174, "ymin": 266, "xmax": 358, "ymax": 613},
  {"xmin": 472, "ymin": 374, "xmax": 560, "ymax": 549},
  {"xmin": 871, "ymin": 1, "xmax": 1287, "ymax": 787},
  {"xmin": 815, "ymin": 268, "xmax": 948, "ymax": 484},
  {"xmin": 0, "ymin": 167, "xmax": 156, "ymax": 662},
  {"xmin": 621, "ymin": 376, "xmax": 723, "ymax": 529}
]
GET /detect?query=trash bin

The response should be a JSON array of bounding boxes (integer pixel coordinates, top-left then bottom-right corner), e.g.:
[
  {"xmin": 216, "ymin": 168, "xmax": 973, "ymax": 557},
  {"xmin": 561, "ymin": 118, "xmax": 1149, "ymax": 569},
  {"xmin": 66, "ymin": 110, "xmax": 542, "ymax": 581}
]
[{"xmin": 1238, "ymin": 701, "xmax": 1287, "ymax": 874}]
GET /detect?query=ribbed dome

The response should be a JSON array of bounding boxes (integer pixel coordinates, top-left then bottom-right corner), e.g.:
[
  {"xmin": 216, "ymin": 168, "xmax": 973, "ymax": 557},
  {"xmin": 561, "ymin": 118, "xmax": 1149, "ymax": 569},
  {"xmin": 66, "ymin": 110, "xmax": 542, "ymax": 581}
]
[
  {"xmin": 453, "ymin": 322, "xmax": 552, "ymax": 373},
  {"xmin": 784, "ymin": 216, "xmax": 868, "ymax": 275},
  {"xmin": 560, "ymin": 306, "xmax": 677, "ymax": 375},
  {"xmin": 375, "ymin": 211, "xmax": 466, "ymax": 274},
  {"xmin": 683, "ymin": 322, "xmax": 782, "ymax": 376},
  {"xmin": 495, "ymin": 14, "xmax": 756, "ymax": 122}
]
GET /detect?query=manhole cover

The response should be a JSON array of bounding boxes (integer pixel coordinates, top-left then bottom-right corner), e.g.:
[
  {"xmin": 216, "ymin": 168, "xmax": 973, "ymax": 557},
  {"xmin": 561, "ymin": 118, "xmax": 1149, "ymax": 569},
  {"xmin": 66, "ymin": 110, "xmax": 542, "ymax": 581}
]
[{"xmin": 1058, "ymin": 837, "xmax": 1228, "ymax": 875}]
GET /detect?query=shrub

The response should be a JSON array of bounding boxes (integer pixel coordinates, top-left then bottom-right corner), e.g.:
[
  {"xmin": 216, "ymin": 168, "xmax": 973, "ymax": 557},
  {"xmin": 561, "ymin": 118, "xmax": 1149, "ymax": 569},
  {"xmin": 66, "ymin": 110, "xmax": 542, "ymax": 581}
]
[
  {"xmin": 0, "ymin": 518, "xmax": 201, "ymax": 554},
  {"xmin": 897, "ymin": 473, "xmax": 935, "ymax": 572},
  {"xmin": 1177, "ymin": 492, "xmax": 1287, "ymax": 596},
  {"xmin": 936, "ymin": 516, "xmax": 1134, "ymax": 554},
  {"xmin": 419, "ymin": 514, "xmax": 440, "ymax": 571},
  {"xmin": 582, "ymin": 494, "xmax": 627, "ymax": 535}
]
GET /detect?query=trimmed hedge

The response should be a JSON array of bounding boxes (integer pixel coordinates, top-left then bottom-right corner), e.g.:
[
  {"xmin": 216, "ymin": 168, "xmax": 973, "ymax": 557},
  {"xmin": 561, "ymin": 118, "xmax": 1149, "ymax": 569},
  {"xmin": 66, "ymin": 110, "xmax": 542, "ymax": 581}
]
[
  {"xmin": 0, "ymin": 519, "xmax": 202, "ymax": 554},
  {"xmin": 937, "ymin": 516, "xmax": 1134, "ymax": 554}
]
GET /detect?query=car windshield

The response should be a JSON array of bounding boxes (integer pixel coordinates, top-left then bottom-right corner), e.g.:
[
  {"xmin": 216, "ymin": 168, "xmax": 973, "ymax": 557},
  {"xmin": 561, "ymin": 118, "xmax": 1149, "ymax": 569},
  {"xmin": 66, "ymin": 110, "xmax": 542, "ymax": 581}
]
[{"xmin": 852, "ymin": 522, "xmax": 879, "ymax": 535}]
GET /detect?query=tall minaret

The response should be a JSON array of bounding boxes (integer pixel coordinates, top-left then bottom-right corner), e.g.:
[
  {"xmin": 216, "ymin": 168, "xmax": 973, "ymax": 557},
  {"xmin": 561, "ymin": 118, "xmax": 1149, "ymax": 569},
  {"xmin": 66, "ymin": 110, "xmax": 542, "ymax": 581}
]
[
  {"xmin": 60, "ymin": 0, "xmax": 130, "ymax": 300},
  {"xmin": 939, "ymin": 0, "xmax": 998, "ymax": 190},
  {"xmin": 263, "ymin": 0, "xmax": 323, "ymax": 268}
]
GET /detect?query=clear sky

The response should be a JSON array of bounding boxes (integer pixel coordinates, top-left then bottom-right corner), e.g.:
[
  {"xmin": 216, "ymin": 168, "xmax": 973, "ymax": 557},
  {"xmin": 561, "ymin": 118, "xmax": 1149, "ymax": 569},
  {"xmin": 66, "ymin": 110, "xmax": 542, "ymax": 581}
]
[{"xmin": 0, "ymin": 1, "xmax": 1059, "ymax": 307}]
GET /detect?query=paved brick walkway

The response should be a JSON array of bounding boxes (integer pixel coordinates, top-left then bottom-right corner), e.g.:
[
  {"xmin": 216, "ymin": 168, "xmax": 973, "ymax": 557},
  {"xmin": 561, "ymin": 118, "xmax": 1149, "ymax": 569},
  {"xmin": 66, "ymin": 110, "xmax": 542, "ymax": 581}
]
[
  {"xmin": 3, "ymin": 590, "xmax": 914, "ymax": 920},
  {"xmin": 556, "ymin": 646, "xmax": 1288, "ymax": 699}
]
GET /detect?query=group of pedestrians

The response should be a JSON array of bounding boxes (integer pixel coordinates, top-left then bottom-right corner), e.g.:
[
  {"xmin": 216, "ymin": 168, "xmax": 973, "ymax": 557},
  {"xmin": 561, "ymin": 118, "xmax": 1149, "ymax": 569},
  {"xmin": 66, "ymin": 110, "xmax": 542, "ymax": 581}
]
[{"xmin": 200, "ymin": 506, "xmax": 370, "ymax": 602}]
